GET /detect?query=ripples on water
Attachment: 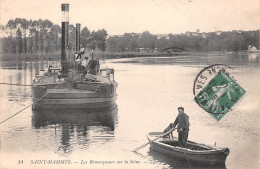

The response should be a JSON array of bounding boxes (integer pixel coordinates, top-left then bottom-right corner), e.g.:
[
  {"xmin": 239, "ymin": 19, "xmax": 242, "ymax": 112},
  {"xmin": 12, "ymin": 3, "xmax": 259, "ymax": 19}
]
[{"xmin": 0, "ymin": 53, "xmax": 259, "ymax": 169}]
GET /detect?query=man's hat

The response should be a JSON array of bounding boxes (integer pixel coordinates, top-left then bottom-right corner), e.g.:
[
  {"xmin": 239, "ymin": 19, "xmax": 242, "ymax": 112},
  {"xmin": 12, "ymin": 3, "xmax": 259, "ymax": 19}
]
[{"xmin": 178, "ymin": 107, "xmax": 184, "ymax": 110}]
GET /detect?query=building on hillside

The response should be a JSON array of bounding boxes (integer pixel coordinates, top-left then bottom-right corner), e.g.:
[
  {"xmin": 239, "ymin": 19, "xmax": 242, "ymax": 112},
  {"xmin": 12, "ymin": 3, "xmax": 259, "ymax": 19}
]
[
  {"xmin": 155, "ymin": 34, "xmax": 169, "ymax": 39},
  {"xmin": 215, "ymin": 30, "xmax": 222, "ymax": 36},
  {"xmin": 201, "ymin": 32, "xmax": 207, "ymax": 38},
  {"xmin": 185, "ymin": 31, "xmax": 203, "ymax": 37},
  {"xmin": 185, "ymin": 31, "xmax": 191, "ymax": 36},
  {"xmin": 237, "ymin": 30, "xmax": 242, "ymax": 34},
  {"xmin": 191, "ymin": 32, "xmax": 199, "ymax": 36}
]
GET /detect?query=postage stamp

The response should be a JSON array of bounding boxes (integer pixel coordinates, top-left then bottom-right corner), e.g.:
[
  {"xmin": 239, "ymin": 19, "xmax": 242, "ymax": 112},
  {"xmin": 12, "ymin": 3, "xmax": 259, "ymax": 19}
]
[{"xmin": 193, "ymin": 64, "xmax": 246, "ymax": 121}]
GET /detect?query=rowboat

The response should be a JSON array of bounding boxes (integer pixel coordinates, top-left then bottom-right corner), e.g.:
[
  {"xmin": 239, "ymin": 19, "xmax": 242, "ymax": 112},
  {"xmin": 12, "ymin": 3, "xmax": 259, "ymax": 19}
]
[{"xmin": 147, "ymin": 132, "xmax": 229, "ymax": 165}]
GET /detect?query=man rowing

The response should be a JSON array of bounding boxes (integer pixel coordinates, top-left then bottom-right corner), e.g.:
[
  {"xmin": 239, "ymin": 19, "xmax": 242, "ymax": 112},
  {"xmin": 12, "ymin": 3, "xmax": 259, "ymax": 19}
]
[{"xmin": 164, "ymin": 107, "xmax": 190, "ymax": 148}]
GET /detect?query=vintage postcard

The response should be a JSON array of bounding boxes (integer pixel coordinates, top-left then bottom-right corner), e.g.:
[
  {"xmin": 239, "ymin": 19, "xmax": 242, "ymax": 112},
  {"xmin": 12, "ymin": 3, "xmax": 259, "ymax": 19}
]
[{"xmin": 0, "ymin": 0, "xmax": 259, "ymax": 169}]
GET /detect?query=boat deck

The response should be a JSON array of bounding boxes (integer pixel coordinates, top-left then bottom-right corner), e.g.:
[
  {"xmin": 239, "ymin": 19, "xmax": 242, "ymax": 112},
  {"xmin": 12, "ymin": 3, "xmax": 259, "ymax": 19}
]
[
  {"xmin": 48, "ymin": 88, "xmax": 95, "ymax": 94},
  {"xmin": 85, "ymin": 73, "xmax": 111, "ymax": 83},
  {"xmin": 33, "ymin": 72, "xmax": 113, "ymax": 86},
  {"xmin": 33, "ymin": 75, "xmax": 66, "ymax": 86}
]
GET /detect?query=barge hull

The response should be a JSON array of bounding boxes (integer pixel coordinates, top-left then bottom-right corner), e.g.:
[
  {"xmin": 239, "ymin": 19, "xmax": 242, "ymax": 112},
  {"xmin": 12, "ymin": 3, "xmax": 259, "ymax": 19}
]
[{"xmin": 33, "ymin": 100, "xmax": 117, "ymax": 109}]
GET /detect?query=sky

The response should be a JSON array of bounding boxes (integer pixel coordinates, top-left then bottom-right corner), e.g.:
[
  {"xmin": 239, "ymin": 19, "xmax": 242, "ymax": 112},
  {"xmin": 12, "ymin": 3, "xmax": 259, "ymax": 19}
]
[{"xmin": 0, "ymin": 0, "xmax": 259, "ymax": 35}]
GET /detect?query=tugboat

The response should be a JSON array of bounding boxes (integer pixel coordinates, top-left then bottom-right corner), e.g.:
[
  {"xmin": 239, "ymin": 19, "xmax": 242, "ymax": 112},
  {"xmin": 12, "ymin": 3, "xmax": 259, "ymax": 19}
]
[{"xmin": 31, "ymin": 4, "xmax": 117, "ymax": 110}]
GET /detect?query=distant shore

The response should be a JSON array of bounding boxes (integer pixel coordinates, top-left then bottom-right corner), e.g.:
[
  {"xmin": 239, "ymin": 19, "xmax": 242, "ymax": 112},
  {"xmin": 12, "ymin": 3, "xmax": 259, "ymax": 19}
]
[
  {"xmin": 0, "ymin": 52, "xmax": 186, "ymax": 62},
  {"xmin": 0, "ymin": 51, "xmax": 252, "ymax": 62}
]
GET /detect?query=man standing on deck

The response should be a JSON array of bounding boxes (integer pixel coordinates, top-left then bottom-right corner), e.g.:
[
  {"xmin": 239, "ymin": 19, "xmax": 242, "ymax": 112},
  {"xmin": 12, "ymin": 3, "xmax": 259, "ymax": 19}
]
[
  {"xmin": 82, "ymin": 57, "xmax": 90, "ymax": 70},
  {"xmin": 47, "ymin": 58, "xmax": 53, "ymax": 76},
  {"xmin": 89, "ymin": 55, "xmax": 98, "ymax": 75},
  {"xmin": 76, "ymin": 45, "xmax": 85, "ymax": 60},
  {"xmin": 166, "ymin": 107, "xmax": 190, "ymax": 148}
]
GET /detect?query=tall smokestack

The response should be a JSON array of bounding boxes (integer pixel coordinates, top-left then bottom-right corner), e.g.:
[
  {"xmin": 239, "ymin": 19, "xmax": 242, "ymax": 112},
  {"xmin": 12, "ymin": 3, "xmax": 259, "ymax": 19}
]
[
  {"xmin": 76, "ymin": 23, "xmax": 81, "ymax": 52},
  {"xmin": 61, "ymin": 3, "xmax": 69, "ymax": 61}
]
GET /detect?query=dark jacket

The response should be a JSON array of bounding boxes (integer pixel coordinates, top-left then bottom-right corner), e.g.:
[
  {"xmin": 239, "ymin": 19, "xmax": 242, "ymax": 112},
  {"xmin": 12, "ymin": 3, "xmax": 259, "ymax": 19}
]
[
  {"xmin": 89, "ymin": 59, "xmax": 97, "ymax": 69},
  {"xmin": 171, "ymin": 113, "xmax": 190, "ymax": 132}
]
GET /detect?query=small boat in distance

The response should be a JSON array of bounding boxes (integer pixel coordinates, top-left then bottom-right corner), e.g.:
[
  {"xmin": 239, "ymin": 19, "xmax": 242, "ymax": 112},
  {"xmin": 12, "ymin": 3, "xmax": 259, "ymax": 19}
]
[{"xmin": 147, "ymin": 132, "xmax": 229, "ymax": 165}]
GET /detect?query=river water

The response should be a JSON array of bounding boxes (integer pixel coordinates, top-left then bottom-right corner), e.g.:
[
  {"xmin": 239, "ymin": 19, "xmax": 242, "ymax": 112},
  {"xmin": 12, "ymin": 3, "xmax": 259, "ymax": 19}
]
[{"xmin": 0, "ymin": 53, "xmax": 259, "ymax": 169}]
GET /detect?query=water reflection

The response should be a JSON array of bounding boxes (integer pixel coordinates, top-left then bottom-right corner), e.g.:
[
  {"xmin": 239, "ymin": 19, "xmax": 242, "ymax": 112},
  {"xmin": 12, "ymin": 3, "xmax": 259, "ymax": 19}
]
[
  {"xmin": 148, "ymin": 148, "xmax": 227, "ymax": 169},
  {"xmin": 248, "ymin": 53, "xmax": 259, "ymax": 62},
  {"xmin": 32, "ymin": 107, "xmax": 118, "ymax": 154}
]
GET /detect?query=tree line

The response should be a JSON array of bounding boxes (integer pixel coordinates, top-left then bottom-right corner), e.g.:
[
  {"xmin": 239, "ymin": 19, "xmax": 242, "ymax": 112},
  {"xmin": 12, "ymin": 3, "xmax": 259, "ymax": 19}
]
[
  {"xmin": 0, "ymin": 18, "xmax": 259, "ymax": 55},
  {"xmin": 0, "ymin": 18, "xmax": 107, "ymax": 55},
  {"xmin": 106, "ymin": 30, "xmax": 259, "ymax": 52}
]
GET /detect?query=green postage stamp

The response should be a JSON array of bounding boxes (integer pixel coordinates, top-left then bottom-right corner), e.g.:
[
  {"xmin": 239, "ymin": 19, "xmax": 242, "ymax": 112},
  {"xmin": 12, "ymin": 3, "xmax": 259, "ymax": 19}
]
[{"xmin": 194, "ymin": 64, "xmax": 246, "ymax": 121}]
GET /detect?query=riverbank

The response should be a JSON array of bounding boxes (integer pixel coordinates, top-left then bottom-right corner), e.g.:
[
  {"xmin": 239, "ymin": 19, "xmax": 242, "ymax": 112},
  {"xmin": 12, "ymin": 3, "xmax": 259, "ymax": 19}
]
[
  {"xmin": 0, "ymin": 51, "xmax": 252, "ymax": 62},
  {"xmin": 0, "ymin": 52, "xmax": 190, "ymax": 62},
  {"xmin": 95, "ymin": 52, "xmax": 190, "ymax": 59}
]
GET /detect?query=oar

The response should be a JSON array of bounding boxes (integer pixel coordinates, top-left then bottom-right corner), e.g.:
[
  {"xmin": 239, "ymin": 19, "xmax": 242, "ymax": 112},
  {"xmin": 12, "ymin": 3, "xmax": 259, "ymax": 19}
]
[{"xmin": 133, "ymin": 128, "xmax": 176, "ymax": 152}]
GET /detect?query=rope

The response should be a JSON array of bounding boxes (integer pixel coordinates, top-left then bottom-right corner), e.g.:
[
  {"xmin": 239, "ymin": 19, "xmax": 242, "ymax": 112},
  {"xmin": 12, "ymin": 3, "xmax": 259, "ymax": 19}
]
[
  {"xmin": 0, "ymin": 92, "xmax": 48, "ymax": 125},
  {"xmin": 0, "ymin": 73, "xmax": 72, "ymax": 125}
]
